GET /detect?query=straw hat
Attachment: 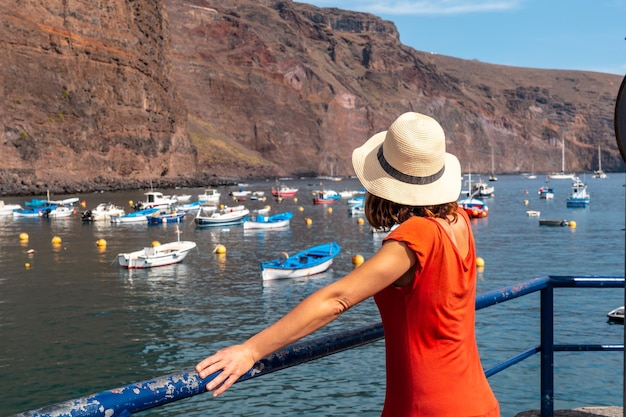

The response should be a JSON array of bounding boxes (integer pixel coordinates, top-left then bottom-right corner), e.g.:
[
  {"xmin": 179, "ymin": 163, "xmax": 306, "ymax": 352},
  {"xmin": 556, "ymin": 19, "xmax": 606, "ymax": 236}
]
[{"xmin": 352, "ymin": 112, "xmax": 461, "ymax": 206}]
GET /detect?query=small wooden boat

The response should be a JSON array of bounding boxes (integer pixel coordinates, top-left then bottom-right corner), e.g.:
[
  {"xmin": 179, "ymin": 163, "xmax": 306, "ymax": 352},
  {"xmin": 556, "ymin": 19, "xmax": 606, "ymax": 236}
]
[
  {"xmin": 194, "ymin": 205, "xmax": 249, "ymax": 227},
  {"xmin": 607, "ymin": 306, "xmax": 624, "ymax": 323},
  {"xmin": 261, "ymin": 241, "xmax": 340, "ymax": 281},
  {"xmin": 243, "ymin": 212, "xmax": 292, "ymax": 230},
  {"xmin": 117, "ymin": 229, "xmax": 196, "ymax": 269}
]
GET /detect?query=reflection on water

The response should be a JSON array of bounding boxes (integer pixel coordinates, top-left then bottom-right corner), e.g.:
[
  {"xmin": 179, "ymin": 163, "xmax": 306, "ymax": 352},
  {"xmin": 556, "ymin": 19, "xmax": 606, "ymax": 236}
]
[{"xmin": 0, "ymin": 176, "xmax": 625, "ymax": 416}]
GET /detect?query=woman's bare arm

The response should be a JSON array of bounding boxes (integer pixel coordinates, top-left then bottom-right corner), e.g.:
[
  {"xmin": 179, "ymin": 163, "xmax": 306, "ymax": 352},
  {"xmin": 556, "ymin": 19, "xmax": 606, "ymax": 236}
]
[{"xmin": 195, "ymin": 239, "xmax": 416, "ymax": 396}]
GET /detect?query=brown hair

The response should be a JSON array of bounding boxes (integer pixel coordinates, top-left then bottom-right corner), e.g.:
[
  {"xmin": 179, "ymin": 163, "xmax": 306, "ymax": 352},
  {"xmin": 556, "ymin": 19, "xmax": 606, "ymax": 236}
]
[{"xmin": 365, "ymin": 192, "xmax": 459, "ymax": 230}]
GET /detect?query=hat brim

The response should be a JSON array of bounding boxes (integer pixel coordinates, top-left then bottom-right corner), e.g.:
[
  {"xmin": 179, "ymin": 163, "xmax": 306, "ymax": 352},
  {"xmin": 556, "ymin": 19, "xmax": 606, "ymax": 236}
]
[{"xmin": 352, "ymin": 130, "xmax": 462, "ymax": 206}]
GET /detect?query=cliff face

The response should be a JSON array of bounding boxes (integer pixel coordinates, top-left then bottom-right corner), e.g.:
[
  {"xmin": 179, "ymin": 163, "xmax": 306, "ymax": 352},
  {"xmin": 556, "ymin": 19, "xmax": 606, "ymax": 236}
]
[
  {"xmin": 0, "ymin": 0, "xmax": 623, "ymax": 195},
  {"xmin": 0, "ymin": 0, "xmax": 195, "ymax": 194},
  {"xmin": 167, "ymin": 0, "xmax": 623, "ymax": 178}
]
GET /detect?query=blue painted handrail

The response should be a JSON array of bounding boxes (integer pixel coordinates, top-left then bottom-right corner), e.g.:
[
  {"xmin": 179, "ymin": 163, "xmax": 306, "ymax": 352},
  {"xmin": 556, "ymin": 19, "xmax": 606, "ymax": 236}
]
[{"xmin": 11, "ymin": 275, "xmax": 625, "ymax": 417}]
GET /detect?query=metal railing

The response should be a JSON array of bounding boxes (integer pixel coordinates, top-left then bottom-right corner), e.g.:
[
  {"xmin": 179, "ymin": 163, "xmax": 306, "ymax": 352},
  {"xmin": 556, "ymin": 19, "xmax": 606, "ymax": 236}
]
[{"xmin": 11, "ymin": 275, "xmax": 625, "ymax": 417}]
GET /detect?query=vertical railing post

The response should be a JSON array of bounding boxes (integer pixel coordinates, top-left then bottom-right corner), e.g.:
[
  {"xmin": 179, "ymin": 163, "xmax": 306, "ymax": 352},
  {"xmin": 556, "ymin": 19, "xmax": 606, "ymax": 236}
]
[{"xmin": 540, "ymin": 284, "xmax": 554, "ymax": 417}]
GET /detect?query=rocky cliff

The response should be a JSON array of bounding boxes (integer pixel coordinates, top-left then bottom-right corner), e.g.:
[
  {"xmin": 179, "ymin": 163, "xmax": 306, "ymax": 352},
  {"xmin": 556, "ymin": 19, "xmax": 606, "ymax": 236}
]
[{"xmin": 0, "ymin": 0, "xmax": 623, "ymax": 195}]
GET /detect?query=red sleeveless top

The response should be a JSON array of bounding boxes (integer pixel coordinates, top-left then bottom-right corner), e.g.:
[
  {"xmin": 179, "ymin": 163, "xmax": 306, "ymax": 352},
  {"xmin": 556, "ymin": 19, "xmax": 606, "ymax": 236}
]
[{"xmin": 375, "ymin": 209, "xmax": 499, "ymax": 417}]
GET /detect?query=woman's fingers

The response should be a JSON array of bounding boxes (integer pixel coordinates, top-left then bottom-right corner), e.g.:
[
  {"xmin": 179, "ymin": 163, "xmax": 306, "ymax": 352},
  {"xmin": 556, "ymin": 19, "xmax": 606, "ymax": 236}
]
[{"xmin": 196, "ymin": 345, "xmax": 255, "ymax": 396}]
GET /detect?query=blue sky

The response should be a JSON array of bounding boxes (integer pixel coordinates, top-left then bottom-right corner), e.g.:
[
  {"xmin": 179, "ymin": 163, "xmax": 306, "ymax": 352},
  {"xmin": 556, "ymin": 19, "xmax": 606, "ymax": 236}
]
[{"xmin": 300, "ymin": 0, "xmax": 626, "ymax": 75}]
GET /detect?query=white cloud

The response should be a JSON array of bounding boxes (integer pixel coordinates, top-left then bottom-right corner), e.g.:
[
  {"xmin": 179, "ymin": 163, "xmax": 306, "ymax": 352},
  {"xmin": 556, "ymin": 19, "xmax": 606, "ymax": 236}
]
[{"xmin": 302, "ymin": 0, "xmax": 523, "ymax": 15}]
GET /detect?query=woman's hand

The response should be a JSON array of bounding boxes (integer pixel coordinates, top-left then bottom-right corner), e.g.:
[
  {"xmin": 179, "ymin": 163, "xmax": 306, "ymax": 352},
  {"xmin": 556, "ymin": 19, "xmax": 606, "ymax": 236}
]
[{"xmin": 195, "ymin": 344, "xmax": 256, "ymax": 397}]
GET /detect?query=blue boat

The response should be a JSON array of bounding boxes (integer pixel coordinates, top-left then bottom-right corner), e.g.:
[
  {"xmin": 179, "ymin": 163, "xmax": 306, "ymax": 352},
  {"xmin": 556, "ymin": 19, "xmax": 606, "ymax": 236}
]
[
  {"xmin": 110, "ymin": 207, "xmax": 159, "ymax": 224},
  {"xmin": 261, "ymin": 241, "xmax": 340, "ymax": 281},
  {"xmin": 566, "ymin": 177, "xmax": 590, "ymax": 208},
  {"xmin": 147, "ymin": 210, "xmax": 186, "ymax": 225},
  {"xmin": 243, "ymin": 211, "xmax": 293, "ymax": 230}
]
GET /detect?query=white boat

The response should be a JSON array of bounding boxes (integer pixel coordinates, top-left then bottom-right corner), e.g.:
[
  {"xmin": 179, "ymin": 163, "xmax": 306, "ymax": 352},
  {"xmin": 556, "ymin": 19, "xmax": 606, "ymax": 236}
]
[
  {"xmin": 197, "ymin": 188, "xmax": 221, "ymax": 204},
  {"xmin": 566, "ymin": 177, "xmax": 590, "ymax": 208},
  {"xmin": 111, "ymin": 207, "xmax": 159, "ymax": 224},
  {"xmin": 260, "ymin": 242, "xmax": 340, "ymax": 281},
  {"xmin": 136, "ymin": 191, "xmax": 177, "ymax": 210},
  {"xmin": 526, "ymin": 210, "xmax": 541, "ymax": 217},
  {"xmin": 117, "ymin": 230, "xmax": 196, "ymax": 269},
  {"xmin": 0, "ymin": 201, "xmax": 22, "ymax": 216},
  {"xmin": 592, "ymin": 145, "xmax": 607, "ymax": 179},
  {"xmin": 548, "ymin": 139, "xmax": 576, "ymax": 180},
  {"xmin": 607, "ymin": 306, "xmax": 624, "ymax": 323},
  {"xmin": 194, "ymin": 205, "xmax": 249, "ymax": 227},
  {"xmin": 243, "ymin": 212, "xmax": 292, "ymax": 230},
  {"xmin": 82, "ymin": 203, "xmax": 125, "ymax": 221},
  {"xmin": 230, "ymin": 189, "xmax": 252, "ymax": 199},
  {"xmin": 538, "ymin": 186, "xmax": 554, "ymax": 200},
  {"xmin": 44, "ymin": 205, "xmax": 75, "ymax": 218},
  {"xmin": 174, "ymin": 194, "xmax": 192, "ymax": 203},
  {"xmin": 470, "ymin": 180, "xmax": 494, "ymax": 198}
]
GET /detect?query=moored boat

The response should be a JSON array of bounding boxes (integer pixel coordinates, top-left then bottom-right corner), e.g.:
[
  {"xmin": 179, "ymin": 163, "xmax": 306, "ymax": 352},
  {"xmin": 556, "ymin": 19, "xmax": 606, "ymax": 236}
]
[
  {"xmin": 313, "ymin": 190, "xmax": 340, "ymax": 205},
  {"xmin": 566, "ymin": 177, "xmax": 590, "ymax": 208},
  {"xmin": 147, "ymin": 210, "xmax": 186, "ymax": 225},
  {"xmin": 0, "ymin": 201, "xmax": 22, "ymax": 216},
  {"xmin": 110, "ymin": 208, "xmax": 159, "ymax": 224},
  {"xmin": 271, "ymin": 186, "xmax": 298, "ymax": 198},
  {"xmin": 194, "ymin": 205, "xmax": 249, "ymax": 227},
  {"xmin": 458, "ymin": 198, "xmax": 488, "ymax": 218},
  {"xmin": 81, "ymin": 202, "xmax": 125, "ymax": 222},
  {"xmin": 607, "ymin": 306, "xmax": 624, "ymax": 323},
  {"xmin": 243, "ymin": 211, "xmax": 292, "ymax": 230},
  {"xmin": 261, "ymin": 241, "xmax": 340, "ymax": 281},
  {"xmin": 117, "ymin": 229, "xmax": 196, "ymax": 269},
  {"xmin": 538, "ymin": 186, "xmax": 554, "ymax": 199},
  {"xmin": 539, "ymin": 219, "xmax": 569, "ymax": 227},
  {"xmin": 197, "ymin": 188, "xmax": 221, "ymax": 204}
]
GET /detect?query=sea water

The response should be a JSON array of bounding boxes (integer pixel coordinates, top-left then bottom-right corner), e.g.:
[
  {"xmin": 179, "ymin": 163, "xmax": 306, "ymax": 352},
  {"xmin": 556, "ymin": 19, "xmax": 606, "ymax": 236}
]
[{"xmin": 0, "ymin": 174, "xmax": 624, "ymax": 416}]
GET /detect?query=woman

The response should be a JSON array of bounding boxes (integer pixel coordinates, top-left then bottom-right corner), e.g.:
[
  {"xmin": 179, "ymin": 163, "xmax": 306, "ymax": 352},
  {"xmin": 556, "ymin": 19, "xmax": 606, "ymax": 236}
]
[{"xmin": 196, "ymin": 112, "xmax": 500, "ymax": 416}]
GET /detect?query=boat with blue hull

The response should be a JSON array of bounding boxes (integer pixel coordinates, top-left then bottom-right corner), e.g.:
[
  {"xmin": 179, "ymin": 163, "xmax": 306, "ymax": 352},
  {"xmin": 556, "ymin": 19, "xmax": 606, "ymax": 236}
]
[
  {"xmin": 260, "ymin": 241, "xmax": 340, "ymax": 281},
  {"xmin": 243, "ymin": 211, "xmax": 292, "ymax": 230},
  {"xmin": 566, "ymin": 177, "xmax": 590, "ymax": 208}
]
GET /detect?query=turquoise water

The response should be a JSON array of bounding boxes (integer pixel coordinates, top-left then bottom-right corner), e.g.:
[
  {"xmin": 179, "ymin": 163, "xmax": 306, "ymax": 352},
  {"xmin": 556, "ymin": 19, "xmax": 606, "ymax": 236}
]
[{"xmin": 0, "ymin": 174, "xmax": 624, "ymax": 416}]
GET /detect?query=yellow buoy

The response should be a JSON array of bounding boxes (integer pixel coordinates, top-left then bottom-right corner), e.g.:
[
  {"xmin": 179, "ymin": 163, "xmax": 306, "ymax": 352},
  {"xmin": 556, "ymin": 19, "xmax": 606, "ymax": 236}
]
[
  {"xmin": 128, "ymin": 200, "xmax": 134, "ymax": 207},
  {"xmin": 305, "ymin": 218, "xmax": 312, "ymax": 225},
  {"xmin": 357, "ymin": 217, "xmax": 364, "ymax": 225},
  {"xmin": 352, "ymin": 254, "xmax": 365, "ymax": 266},
  {"xmin": 476, "ymin": 257, "xmax": 485, "ymax": 268},
  {"xmin": 81, "ymin": 200, "xmax": 87, "ymax": 208},
  {"xmin": 298, "ymin": 206, "xmax": 304, "ymax": 212},
  {"xmin": 152, "ymin": 240, "xmax": 161, "ymax": 247},
  {"xmin": 214, "ymin": 244, "xmax": 227, "ymax": 254},
  {"xmin": 327, "ymin": 207, "xmax": 333, "ymax": 214},
  {"xmin": 25, "ymin": 262, "xmax": 30, "ymax": 269},
  {"xmin": 19, "ymin": 232, "xmax": 29, "ymax": 242},
  {"xmin": 294, "ymin": 197, "xmax": 298, "ymax": 203},
  {"xmin": 96, "ymin": 238, "xmax": 107, "ymax": 247},
  {"xmin": 277, "ymin": 197, "xmax": 283, "ymax": 203},
  {"xmin": 51, "ymin": 236, "xmax": 62, "ymax": 245},
  {"xmin": 524, "ymin": 199, "xmax": 529, "ymax": 206},
  {"xmin": 568, "ymin": 220, "xmax": 577, "ymax": 228}
]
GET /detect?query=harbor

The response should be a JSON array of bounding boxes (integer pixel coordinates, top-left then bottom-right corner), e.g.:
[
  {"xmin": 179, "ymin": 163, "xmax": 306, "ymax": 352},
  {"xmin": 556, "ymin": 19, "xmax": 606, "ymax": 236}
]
[{"xmin": 1, "ymin": 174, "xmax": 624, "ymax": 416}]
